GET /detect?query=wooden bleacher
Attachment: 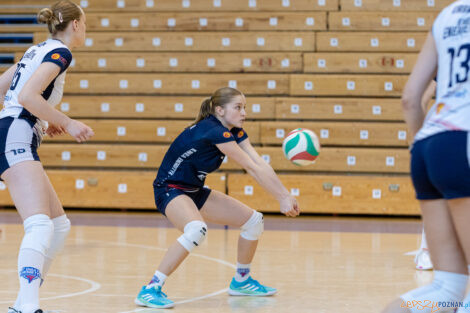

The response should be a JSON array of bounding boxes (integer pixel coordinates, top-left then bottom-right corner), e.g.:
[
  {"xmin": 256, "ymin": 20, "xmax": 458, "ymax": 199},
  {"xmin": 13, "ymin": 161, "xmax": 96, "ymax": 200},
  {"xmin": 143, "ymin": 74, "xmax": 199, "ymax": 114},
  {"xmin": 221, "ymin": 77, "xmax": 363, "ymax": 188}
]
[
  {"xmin": 228, "ymin": 174, "xmax": 418, "ymax": 215},
  {"xmin": 290, "ymin": 74, "xmax": 407, "ymax": 96},
  {"xmin": 2, "ymin": 0, "xmax": 452, "ymax": 215},
  {"xmin": 56, "ymin": 96, "xmax": 277, "ymax": 119},
  {"xmin": 16, "ymin": 51, "xmax": 416, "ymax": 74},
  {"xmin": 54, "ymin": 96, "xmax": 402, "ymax": 121},
  {"xmin": 38, "ymin": 144, "xmax": 410, "ymax": 174},
  {"xmin": 0, "ymin": 170, "xmax": 226, "ymax": 209},
  {"xmin": 70, "ymin": 0, "xmax": 340, "ymax": 12},
  {"xmin": 316, "ymin": 32, "xmax": 427, "ymax": 52},
  {"xmin": 43, "ymin": 120, "xmax": 261, "ymax": 144},
  {"xmin": 328, "ymin": 12, "xmax": 438, "ymax": 31},
  {"xmin": 15, "ymin": 52, "xmax": 304, "ymax": 73},
  {"xmin": 63, "ymin": 73, "xmax": 290, "ymax": 95},
  {"xmin": 303, "ymin": 53, "xmax": 417, "ymax": 74},
  {"xmin": 34, "ymin": 31, "xmax": 316, "ymax": 52},
  {"xmin": 84, "ymin": 12, "xmax": 328, "ymax": 31},
  {"xmin": 340, "ymin": 0, "xmax": 453, "ymax": 11}
]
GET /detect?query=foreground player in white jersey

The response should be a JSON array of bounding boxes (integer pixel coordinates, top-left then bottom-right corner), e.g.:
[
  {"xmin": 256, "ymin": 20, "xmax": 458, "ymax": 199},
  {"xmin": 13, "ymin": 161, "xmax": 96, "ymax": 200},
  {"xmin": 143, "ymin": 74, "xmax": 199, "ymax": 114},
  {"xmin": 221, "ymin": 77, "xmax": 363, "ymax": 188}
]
[
  {"xmin": 0, "ymin": 1, "xmax": 93, "ymax": 313},
  {"xmin": 383, "ymin": 1, "xmax": 470, "ymax": 312}
]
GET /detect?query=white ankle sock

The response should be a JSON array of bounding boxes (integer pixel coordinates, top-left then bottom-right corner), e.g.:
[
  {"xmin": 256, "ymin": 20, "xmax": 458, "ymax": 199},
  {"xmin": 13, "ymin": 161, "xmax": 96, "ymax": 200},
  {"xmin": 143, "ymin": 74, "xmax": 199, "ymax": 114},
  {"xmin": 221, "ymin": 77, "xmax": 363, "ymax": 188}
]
[
  {"xmin": 147, "ymin": 270, "xmax": 167, "ymax": 288},
  {"xmin": 234, "ymin": 263, "xmax": 251, "ymax": 282}
]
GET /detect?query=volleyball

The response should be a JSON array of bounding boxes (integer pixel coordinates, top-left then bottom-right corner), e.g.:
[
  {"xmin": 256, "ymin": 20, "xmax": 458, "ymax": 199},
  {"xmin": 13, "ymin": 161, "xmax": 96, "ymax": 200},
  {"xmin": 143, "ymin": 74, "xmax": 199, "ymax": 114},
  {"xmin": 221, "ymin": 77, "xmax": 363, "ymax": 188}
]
[{"xmin": 282, "ymin": 128, "xmax": 321, "ymax": 166}]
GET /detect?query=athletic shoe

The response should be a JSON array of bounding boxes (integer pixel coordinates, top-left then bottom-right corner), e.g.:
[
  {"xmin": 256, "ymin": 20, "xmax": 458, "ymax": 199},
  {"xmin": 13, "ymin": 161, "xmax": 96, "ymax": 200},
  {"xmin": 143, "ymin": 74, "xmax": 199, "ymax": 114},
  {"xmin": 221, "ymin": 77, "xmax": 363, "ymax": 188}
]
[
  {"xmin": 228, "ymin": 277, "xmax": 277, "ymax": 296},
  {"xmin": 7, "ymin": 309, "xmax": 43, "ymax": 313},
  {"xmin": 415, "ymin": 248, "xmax": 433, "ymax": 270},
  {"xmin": 134, "ymin": 285, "xmax": 174, "ymax": 309}
]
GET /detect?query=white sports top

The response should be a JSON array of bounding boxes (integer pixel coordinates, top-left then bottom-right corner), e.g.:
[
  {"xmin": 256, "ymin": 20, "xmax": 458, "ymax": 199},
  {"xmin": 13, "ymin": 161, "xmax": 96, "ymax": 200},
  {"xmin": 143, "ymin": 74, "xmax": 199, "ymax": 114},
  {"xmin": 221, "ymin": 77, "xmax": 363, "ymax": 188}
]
[
  {"xmin": 415, "ymin": 0, "xmax": 470, "ymax": 141},
  {"xmin": 0, "ymin": 38, "xmax": 72, "ymax": 122}
]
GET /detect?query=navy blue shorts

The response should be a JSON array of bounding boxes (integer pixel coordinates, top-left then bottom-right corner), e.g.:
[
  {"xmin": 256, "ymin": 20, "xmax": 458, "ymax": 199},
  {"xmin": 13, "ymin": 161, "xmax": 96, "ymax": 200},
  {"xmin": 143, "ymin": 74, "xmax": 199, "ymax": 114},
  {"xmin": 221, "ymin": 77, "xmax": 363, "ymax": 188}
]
[
  {"xmin": 411, "ymin": 131, "xmax": 470, "ymax": 200},
  {"xmin": 0, "ymin": 117, "xmax": 40, "ymax": 179},
  {"xmin": 154, "ymin": 183, "xmax": 211, "ymax": 216}
]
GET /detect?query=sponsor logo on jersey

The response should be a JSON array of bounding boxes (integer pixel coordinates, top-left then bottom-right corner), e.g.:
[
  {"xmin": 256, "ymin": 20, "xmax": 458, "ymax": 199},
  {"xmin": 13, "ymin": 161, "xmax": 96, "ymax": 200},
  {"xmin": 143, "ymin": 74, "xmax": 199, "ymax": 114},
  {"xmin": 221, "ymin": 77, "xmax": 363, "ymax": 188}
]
[
  {"xmin": 20, "ymin": 267, "xmax": 41, "ymax": 284},
  {"xmin": 238, "ymin": 130, "xmax": 244, "ymax": 138},
  {"xmin": 223, "ymin": 132, "xmax": 231, "ymax": 138},
  {"xmin": 23, "ymin": 49, "xmax": 36, "ymax": 60},
  {"xmin": 197, "ymin": 171, "xmax": 208, "ymax": 181},
  {"xmin": 51, "ymin": 53, "xmax": 60, "ymax": 60},
  {"xmin": 436, "ymin": 103, "xmax": 445, "ymax": 114},
  {"xmin": 58, "ymin": 56, "xmax": 68, "ymax": 66}
]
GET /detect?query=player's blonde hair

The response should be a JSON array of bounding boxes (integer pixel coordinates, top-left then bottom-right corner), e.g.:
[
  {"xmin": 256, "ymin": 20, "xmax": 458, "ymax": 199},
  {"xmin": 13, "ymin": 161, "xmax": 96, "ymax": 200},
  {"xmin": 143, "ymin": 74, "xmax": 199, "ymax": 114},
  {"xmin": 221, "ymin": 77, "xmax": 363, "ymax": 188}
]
[
  {"xmin": 37, "ymin": 0, "xmax": 82, "ymax": 35},
  {"xmin": 192, "ymin": 87, "xmax": 243, "ymax": 126}
]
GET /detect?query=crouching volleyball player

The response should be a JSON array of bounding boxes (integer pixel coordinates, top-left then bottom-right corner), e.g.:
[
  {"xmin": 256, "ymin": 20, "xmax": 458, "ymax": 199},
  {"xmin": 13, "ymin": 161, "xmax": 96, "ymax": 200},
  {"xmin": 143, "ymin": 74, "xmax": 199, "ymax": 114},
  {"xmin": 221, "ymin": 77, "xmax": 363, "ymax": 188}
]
[
  {"xmin": 383, "ymin": 1, "xmax": 470, "ymax": 312},
  {"xmin": 0, "ymin": 1, "xmax": 94, "ymax": 313},
  {"xmin": 134, "ymin": 87, "xmax": 300, "ymax": 309}
]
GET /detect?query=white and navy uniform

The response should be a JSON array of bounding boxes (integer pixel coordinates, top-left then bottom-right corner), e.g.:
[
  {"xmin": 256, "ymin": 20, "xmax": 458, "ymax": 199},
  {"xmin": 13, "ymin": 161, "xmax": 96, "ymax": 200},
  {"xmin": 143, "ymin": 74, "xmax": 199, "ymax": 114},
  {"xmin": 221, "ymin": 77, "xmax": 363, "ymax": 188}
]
[
  {"xmin": 411, "ymin": 0, "xmax": 470, "ymax": 199},
  {"xmin": 0, "ymin": 39, "xmax": 72, "ymax": 177},
  {"xmin": 154, "ymin": 114, "xmax": 248, "ymax": 215}
]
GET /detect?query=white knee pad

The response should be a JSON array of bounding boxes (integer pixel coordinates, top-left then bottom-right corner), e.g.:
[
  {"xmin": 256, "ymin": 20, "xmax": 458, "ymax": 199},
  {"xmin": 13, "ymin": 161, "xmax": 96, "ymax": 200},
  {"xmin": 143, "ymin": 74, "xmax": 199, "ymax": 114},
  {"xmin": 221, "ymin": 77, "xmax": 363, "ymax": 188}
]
[
  {"xmin": 21, "ymin": 214, "xmax": 54, "ymax": 256},
  {"xmin": 177, "ymin": 220, "xmax": 208, "ymax": 252},
  {"xmin": 401, "ymin": 271, "xmax": 468, "ymax": 313},
  {"xmin": 240, "ymin": 211, "xmax": 264, "ymax": 241},
  {"xmin": 46, "ymin": 215, "xmax": 71, "ymax": 259}
]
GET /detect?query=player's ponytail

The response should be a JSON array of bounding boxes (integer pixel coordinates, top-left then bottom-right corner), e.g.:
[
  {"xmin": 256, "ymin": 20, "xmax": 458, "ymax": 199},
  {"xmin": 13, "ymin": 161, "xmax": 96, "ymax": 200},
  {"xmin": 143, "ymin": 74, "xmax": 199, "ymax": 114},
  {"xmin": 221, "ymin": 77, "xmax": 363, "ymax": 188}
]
[
  {"xmin": 38, "ymin": 0, "xmax": 82, "ymax": 35},
  {"xmin": 193, "ymin": 98, "xmax": 212, "ymax": 125},
  {"xmin": 192, "ymin": 87, "xmax": 243, "ymax": 126}
]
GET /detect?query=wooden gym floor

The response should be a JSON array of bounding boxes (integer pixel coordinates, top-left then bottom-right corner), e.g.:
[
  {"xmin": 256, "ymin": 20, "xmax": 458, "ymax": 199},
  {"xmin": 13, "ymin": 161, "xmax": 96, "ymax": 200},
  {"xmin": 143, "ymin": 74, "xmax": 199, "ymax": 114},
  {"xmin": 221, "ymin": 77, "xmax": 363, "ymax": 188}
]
[{"xmin": 0, "ymin": 210, "xmax": 429, "ymax": 313}]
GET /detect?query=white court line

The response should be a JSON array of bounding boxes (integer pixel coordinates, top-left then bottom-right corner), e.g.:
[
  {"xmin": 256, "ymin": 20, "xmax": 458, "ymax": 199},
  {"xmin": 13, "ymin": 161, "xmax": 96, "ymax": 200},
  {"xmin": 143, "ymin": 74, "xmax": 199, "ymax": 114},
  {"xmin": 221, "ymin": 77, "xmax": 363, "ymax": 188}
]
[
  {"xmin": 87, "ymin": 240, "xmax": 235, "ymax": 313},
  {"xmin": 0, "ymin": 239, "xmax": 234, "ymax": 310},
  {"xmin": 404, "ymin": 249, "xmax": 420, "ymax": 256},
  {"xmin": 41, "ymin": 273, "xmax": 101, "ymax": 300},
  {"xmin": 0, "ymin": 271, "xmax": 101, "ymax": 304},
  {"xmin": 89, "ymin": 240, "xmax": 236, "ymax": 269}
]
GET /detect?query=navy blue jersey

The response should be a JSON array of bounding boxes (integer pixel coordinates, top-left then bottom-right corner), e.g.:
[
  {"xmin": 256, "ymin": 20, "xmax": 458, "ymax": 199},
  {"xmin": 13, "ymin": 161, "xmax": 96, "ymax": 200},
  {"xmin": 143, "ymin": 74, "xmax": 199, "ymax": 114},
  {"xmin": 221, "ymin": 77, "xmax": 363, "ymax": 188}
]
[{"xmin": 154, "ymin": 114, "xmax": 248, "ymax": 188}]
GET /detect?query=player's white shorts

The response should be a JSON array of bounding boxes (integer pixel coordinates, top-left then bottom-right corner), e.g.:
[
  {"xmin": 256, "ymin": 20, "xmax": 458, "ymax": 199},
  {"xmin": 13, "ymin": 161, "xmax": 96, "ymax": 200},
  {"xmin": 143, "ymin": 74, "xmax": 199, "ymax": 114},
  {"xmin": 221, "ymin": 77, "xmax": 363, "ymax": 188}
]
[{"xmin": 0, "ymin": 116, "xmax": 42, "ymax": 179}]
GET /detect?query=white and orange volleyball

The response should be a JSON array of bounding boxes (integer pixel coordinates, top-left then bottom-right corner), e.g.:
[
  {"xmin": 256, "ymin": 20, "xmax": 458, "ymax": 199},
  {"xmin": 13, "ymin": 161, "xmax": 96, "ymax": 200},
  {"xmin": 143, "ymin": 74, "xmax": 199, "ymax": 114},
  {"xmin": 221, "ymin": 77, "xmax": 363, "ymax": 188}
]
[{"xmin": 282, "ymin": 128, "xmax": 320, "ymax": 166}]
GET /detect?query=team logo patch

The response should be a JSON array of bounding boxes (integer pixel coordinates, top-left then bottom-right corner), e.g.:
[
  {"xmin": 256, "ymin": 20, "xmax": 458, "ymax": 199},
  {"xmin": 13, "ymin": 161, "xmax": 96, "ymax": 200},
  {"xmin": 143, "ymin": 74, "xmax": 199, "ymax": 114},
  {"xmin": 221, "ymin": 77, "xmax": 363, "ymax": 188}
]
[
  {"xmin": 238, "ymin": 130, "xmax": 244, "ymax": 138},
  {"xmin": 149, "ymin": 275, "xmax": 160, "ymax": 284},
  {"xmin": 436, "ymin": 103, "xmax": 445, "ymax": 114},
  {"xmin": 20, "ymin": 267, "xmax": 41, "ymax": 284},
  {"xmin": 237, "ymin": 268, "xmax": 250, "ymax": 278},
  {"xmin": 223, "ymin": 132, "xmax": 232, "ymax": 138},
  {"xmin": 51, "ymin": 53, "xmax": 60, "ymax": 60}
]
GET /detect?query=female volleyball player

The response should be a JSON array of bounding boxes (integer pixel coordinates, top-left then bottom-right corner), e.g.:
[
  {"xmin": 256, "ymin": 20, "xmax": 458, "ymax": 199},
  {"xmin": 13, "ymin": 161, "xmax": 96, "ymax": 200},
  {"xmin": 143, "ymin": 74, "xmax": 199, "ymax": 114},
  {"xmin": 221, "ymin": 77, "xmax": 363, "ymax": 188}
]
[
  {"xmin": 383, "ymin": 1, "xmax": 470, "ymax": 312},
  {"xmin": 134, "ymin": 87, "xmax": 300, "ymax": 309},
  {"xmin": 0, "ymin": 1, "xmax": 93, "ymax": 312}
]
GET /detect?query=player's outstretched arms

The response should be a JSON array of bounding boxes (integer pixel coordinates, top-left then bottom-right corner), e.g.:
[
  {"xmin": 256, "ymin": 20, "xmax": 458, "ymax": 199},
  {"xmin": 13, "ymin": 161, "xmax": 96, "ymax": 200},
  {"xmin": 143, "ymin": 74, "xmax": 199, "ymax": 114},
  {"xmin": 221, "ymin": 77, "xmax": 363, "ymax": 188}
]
[{"xmin": 216, "ymin": 139, "xmax": 300, "ymax": 217}]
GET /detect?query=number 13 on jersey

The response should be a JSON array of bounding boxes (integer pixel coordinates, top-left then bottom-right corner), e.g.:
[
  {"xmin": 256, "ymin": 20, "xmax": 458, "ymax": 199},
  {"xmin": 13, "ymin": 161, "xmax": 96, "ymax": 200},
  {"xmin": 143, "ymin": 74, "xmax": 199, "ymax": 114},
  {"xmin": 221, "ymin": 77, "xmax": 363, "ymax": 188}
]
[{"xmin": 448, "ymin": 44, "xmax": 470, "ymax": 88}]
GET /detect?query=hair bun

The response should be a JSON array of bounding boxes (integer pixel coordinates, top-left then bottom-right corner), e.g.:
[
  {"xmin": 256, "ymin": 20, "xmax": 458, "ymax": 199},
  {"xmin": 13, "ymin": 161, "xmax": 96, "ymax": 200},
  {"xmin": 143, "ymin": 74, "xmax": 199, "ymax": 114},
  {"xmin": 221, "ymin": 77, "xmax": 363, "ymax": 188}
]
[{"xmin": 37, "ymin": 8, "xmax": 55, "ymax": 24}]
